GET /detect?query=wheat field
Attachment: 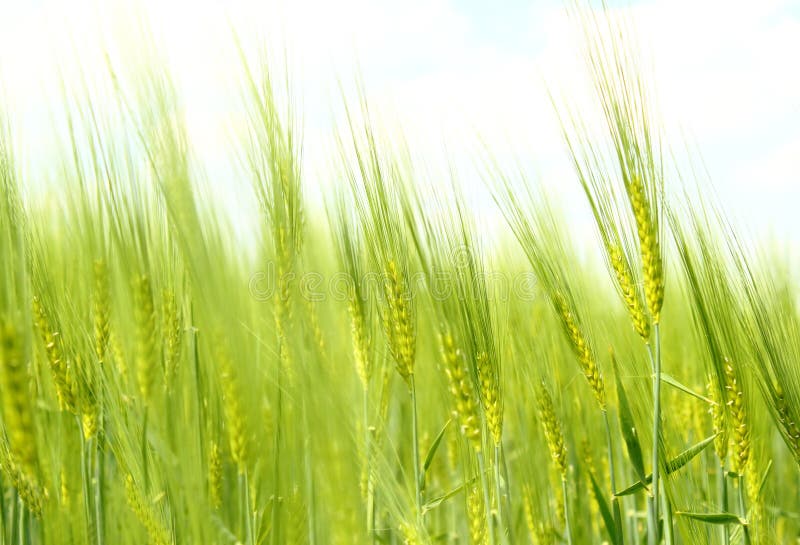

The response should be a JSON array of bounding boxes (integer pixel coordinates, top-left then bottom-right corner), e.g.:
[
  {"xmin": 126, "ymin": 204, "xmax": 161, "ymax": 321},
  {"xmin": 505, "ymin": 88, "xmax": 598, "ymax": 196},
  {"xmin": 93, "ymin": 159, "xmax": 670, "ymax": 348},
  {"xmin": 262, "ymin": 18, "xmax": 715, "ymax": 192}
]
[{"xmin": 0, "ymin": 4, "xmax": 797, "ymax": 545}]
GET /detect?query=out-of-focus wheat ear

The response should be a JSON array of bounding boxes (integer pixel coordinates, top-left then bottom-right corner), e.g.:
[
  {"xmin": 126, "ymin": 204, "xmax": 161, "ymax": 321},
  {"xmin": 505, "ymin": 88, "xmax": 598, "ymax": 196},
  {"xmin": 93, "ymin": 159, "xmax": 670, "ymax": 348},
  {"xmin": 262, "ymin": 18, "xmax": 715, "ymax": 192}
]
[
  {"xmin": 305, "ymin": 297, "xmax": 327, "ymax": 359},
  {"xmin": 274, "ymin": 225, "xmax": 294, "ymax": 372},
  {"xmin": 0, "ymin": 445, "xmax": 45, "ymax": 516},
  {"xmin": 476, "ymin": 351, "xmax": 502, "ymax": 446},
  {"xmin": 208, "ymin": 440, "xmax": 222, "ymax": 509},
  {"xmin": 32, "ymin": 296, "xmax": 76, "ymax": 413},
  {"xmin": 439, "ymin": 331, "xmax": 482, "ymax": 451},
  {"xmin": 522, "ymin": 485, "xmax": 538, "ymax": 544},
  {"xmin": 161, "ymin": 288, "xmax": 182, "ymax": 389},
  {"xmin": 773, "ymin": 385, "xmax": 800, "ymax": 463},
  {"xmin": 467, "ymin": 481, "xmax": 488, "ymax": 545},
  {"xmin": 92, "ymin": 259, "xmax": 111, "ymax": 365},
  {"xmin": 348, "ymin": 293, "xmax": 372, "ymax": 391},
  {"xmin": 384, "ymin": 260, "xmax": 415, "ymax": 383},
  {"xmin": 124, "ymin": 473, "xmax": 172, "ymax": 545},
  {"xmin": 724, "ymin": 360, "xmax": 749, "ymax": 475},
  {"xmin": 627, "ymin": 174, "xmax": 664, "ymax": 324},
  {"xmin": 707, "ymin": 376, "xmax": 728, "ymax": 467},
  {"xmin": 608, "ymin": 243, "xmax": 650, "ymax": 340},
  {"xmin": 398, "ymin": 520, "xmax": 425, "ymax": 545},
  {"xmin": 537, "ymin": 385, "xmax": 567, "ymax": 480},
  {"xmin": 553, "ymin": 292, "xmax": 605, "ymax": 410},
  {"xmin": 580, "ymin": 440, "xmax": 600, "ymax": 520},
  {"xmin": 109, "ymin": 326, "xmax": 128, "ymax": 382},
  {"xmin": 59, "ymin": 464, "xmax": 70, "ymax": 509},
  {"xmin": 745, "ymin": 456, "xmax": 766, "ymax": 543},
  {"xmin": 215, "ymin": 339, "xmax": 248, "ymax": 474},
  {"xmin": 76, "ymin": 355, "xmax": 99, "ymax": 441},
  {"xmin": 133, "ymin": 274, "xmax": 157, "ymax": 405},
  {"xmin": 286, "ymin": 485, "xmax": 308, "ymax": 545},
  {"xmin": 0, "ymin": 318, "xmax": 38, "ymax": 475}
]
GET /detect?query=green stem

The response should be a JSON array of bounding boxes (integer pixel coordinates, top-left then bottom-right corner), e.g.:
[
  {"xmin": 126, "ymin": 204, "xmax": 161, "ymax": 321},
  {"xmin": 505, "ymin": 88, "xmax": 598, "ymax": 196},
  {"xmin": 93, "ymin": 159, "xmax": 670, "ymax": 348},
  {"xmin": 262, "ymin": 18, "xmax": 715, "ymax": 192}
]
[
  {"xmin": 271, "ymin": 340, "xmax": 284, "ymax": 545},
  {"xmin": 500, "ymin": 446, "xmax": 514, "ymax": 543},
  {"xmin": 301, "ymin": 397, "xmax": 317, "ymax": 545},
  {"xmin": 16, "ymin": 495, "xmax": 23, "ymax": 545},
  {"xmin": 0, "ymin": 469, "xmax": 6, "ymax": 541},
  {"xmin": 494, "ymin": 444, "xmax": 508, "ymax": 545},
  {"xmin": 477, "ymin": 450, "xmax": 497, "ymax": 545},
  {"xmin": 648, "ymin": 323, "xmax": 663, "ymax": 545},
  {"xmin": 646, "ymin": 495, "xmax": 657, "ymax": 545},
  {"xmin": 243, "ymin": 470, "xmax": 254, "ymax": 545},
  {"xmin": 364, "ymin": 388, "xmax": 376, "ymax": 545},
  {"xmin": 9, "ymin": 489, "xmax": 17, "ymax": 545},
  {"xmin": 409, "ymin": 376, "xmax": 422, "ymax": 524},
  {"xmin": 603, "ymin": 410, "xmax": 624, "ymax": 544},
  {"xmin": 94, "ymin": 434, "xmax": 105, "ymax": 545},
  {"xmin": 718, "ymin": 465, "xmax": 729, "ymax": 545},
  {"xmin": 561, "ymin": 477, "xmax": 573, "ymax": 545},
  {"xmin": 662, "ymin": 489, "xmax": 674, "ymax": 545},
  {"xmin": 738, "ymin": 476, "xmax": 751, "ymax": 545},
  {"xmin": 141, "ymin": 409, "xmax": 149, "ymax": 491},
  {"xmin": 77, "ymin": 417, "xmax": 96, "ymax": 545}
]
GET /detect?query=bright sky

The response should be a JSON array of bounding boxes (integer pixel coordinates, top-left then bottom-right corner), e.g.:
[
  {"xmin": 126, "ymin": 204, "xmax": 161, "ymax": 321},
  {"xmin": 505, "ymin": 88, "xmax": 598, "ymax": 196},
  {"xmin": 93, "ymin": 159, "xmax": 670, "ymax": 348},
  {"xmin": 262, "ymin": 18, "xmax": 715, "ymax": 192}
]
[{"xmin": 1, "ymin": 0, "xmax": 798, "ymax": 251}]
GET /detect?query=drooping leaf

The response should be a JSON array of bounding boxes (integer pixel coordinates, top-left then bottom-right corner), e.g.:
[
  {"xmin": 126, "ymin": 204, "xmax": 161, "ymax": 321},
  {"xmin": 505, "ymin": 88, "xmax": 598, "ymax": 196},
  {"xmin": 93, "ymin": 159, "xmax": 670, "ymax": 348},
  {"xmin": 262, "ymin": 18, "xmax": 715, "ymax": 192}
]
[
  {"xmin": 420, "ymin": 418, "xmax": 451, "ymax": 493},
  {"xmin": 612, "ymin": 352, "xmax": 647, "ymax": 482},
  {"xmin": 666, "ymin": 433, "xmax": 719, "ymax": 473},
  {"xmin": 616, "ymin": 434, "xmax": 718, "ymax": 497},
  {"xmin": 675, "ymin": 512, "xmax": 746, "ymax": 525},
  {"xmin": 661, "ymin": 373, "xmax": 715, "ymax": 405},
  {"xmin": 587, "ymin": 470, "xmax": 622, "ymax": 545},
  {"xmin": 422, "ymin": 477, "xmax": 474, "ymax": 514}
]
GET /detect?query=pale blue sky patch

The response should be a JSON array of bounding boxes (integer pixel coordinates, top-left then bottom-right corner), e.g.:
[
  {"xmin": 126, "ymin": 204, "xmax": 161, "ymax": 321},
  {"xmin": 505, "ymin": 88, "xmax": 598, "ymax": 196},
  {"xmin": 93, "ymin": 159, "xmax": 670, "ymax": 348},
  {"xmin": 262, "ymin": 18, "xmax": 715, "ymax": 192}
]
[{"xmin": 0, "ymin": 0, "xmax": 797, "ymax": 255}]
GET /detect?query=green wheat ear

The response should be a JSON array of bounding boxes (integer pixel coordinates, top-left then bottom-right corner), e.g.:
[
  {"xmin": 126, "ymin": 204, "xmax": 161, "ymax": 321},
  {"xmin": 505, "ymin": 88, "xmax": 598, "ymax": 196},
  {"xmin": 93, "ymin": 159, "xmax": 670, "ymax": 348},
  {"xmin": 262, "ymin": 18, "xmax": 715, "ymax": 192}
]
[
  {"xmin": 439, "ymin": 331, "xmax": 482, "ymax": 450},
  {"xmin": 93, "ymin": 259, "xmax": 111, "ymax": 364},
  {"xmin": 466, "ymin": 481, "xmax": 488, "ymax": 545},
  {"xmin": 124, "ymin": 474, "xmax": 172, "ymax": 545},
  {"xmin": 0, "ymin": 318, "xmax": 37, "ymax": 474},
  {"xmin": 707, "ymin": 376, "xmax": 728, "ymax": 466},
  {"xmin": 161, "ymin": 288, "xmax": 182, "ymax": 389},
  {"xmin": 133, "ymin": 274, "xmax": 157, "ymax": 405},
  {"xmin": 215, "ymin": 337, "xmax": 249, "ymax": 474},
  {"xmin": 32, "ymin": 296, "xmax": 76, "ymax": 413},
  {"xmin": 384, "ymin": 259, "xmax": 416, "ymax": 383},
  {"xmin": 553, "ymin": 292, "xmax": 605, "ymax": 410},
  {"xmin": 724, "ymin": 360, "xmax": 750, "ymax": 475}
]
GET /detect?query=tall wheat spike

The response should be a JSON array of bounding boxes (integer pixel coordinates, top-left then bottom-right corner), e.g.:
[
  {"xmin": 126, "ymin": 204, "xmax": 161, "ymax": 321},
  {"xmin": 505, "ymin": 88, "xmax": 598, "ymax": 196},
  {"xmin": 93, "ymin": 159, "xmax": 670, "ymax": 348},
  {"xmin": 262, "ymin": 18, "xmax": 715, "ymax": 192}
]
[{"xmin": 133, "ymin": 274, "xmax": 157, "ymax": 405}]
